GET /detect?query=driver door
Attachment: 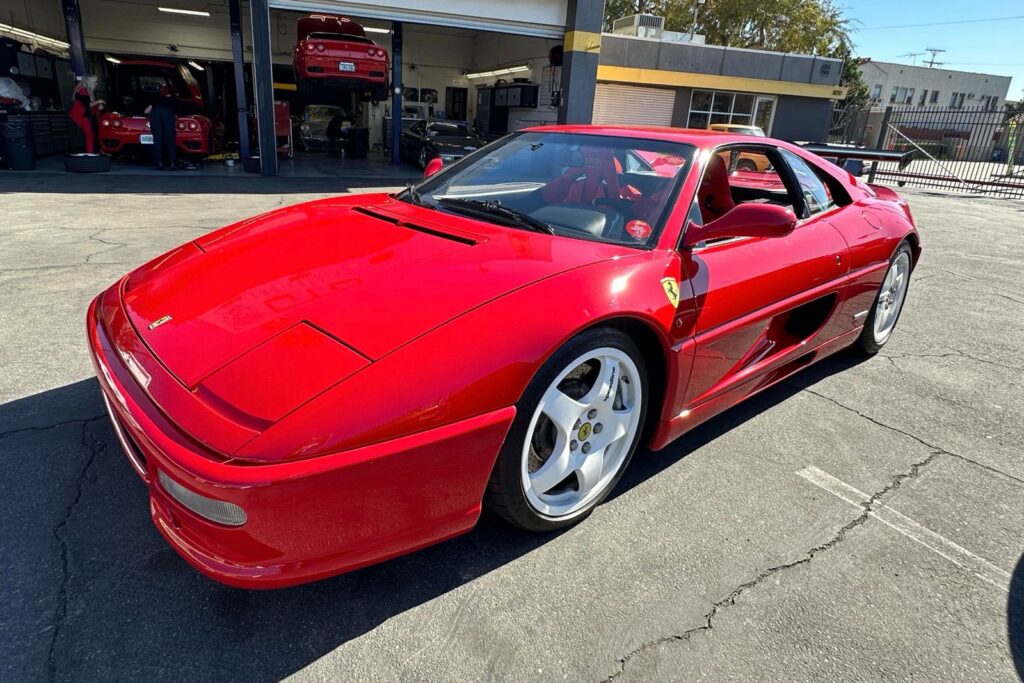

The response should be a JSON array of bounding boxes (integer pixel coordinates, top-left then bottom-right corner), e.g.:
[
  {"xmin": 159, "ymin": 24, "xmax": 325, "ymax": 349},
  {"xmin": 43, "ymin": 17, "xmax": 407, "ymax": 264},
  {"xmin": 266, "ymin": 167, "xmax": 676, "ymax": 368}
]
[{"xmin": 678, "ymin": 144, "xmax": 850, "ymax": 408}]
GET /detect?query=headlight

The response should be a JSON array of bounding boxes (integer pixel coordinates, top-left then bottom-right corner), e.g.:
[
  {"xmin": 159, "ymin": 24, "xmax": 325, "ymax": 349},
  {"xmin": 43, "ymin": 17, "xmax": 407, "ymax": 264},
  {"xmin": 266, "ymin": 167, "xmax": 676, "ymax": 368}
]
[{"xmin": 158, "ymin": 470, "xmax": 247, "ymax": 526}]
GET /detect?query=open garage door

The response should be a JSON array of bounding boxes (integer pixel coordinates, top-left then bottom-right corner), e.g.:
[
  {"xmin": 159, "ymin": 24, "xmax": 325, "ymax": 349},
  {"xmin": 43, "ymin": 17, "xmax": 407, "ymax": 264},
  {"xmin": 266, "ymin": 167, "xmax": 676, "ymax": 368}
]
[
  {"xmin": 592, "ymin": 83, "xmax": 676, "ymax": 127},
  {"xmin": 269, "ymin": 0, "xmax": 567, "ymax": 38}
]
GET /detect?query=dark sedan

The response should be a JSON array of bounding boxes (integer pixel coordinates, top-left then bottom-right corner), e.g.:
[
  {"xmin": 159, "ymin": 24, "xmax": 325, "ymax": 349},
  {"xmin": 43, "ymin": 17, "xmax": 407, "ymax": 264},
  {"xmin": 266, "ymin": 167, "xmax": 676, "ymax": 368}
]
[{"xmin": 400, "ymin": 120, "xmax": 485, "ymax": 168}]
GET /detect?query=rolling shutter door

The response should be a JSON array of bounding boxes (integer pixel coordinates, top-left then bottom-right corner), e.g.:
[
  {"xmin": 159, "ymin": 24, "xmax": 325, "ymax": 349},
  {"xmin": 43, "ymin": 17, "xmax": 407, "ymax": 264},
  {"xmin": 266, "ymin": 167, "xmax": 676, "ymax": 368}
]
[{"xmin": 592, "ymin": 84, "xmax": 676, "ymax": 126}]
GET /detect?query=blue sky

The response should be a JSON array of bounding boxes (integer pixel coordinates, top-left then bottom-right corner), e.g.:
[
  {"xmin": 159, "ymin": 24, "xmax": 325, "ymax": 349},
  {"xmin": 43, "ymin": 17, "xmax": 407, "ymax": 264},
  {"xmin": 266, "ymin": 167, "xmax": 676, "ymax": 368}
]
[{"xmin": 843, "ymin": 1, "xmax": 1023, "ymax": 100}]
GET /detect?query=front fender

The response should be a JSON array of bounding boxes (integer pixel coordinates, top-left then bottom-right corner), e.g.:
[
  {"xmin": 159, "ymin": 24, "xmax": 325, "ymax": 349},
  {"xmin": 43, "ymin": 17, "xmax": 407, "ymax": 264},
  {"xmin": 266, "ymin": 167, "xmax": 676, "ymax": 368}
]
[{"xmin": 233, "ymin": 249, "xmax": 683, "ymax": 463}]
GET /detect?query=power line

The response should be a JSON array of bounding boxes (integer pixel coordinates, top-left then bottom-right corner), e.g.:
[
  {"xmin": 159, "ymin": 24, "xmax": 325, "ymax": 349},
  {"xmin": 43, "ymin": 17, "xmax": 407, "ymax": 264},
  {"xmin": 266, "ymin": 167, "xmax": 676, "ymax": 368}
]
[{"xmin": 858, "ymin": 14, "xmax": 1024, "ymax": 31}]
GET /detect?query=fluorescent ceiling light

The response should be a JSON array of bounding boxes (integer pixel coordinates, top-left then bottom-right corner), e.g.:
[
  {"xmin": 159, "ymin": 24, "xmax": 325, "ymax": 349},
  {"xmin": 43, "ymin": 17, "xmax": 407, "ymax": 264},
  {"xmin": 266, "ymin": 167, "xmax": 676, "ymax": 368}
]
[
  {"xmin": 106, "ymin": 55, "xmax": 122, "ymax": 64},
  {"xmin": 0, "ymin": 22, "xmax": 70, "ymax": 49},
  {"xmin": 465, "ymin": 65, "xmax": 530, "ymax": 79},
  {"xmin": 363, "ymin": 27, "xmax": 391, "ymax": 34},
  {"xmin": 188, "ymin": 60, "xmax": 204, "ymax": 71},
  {"xmin": 158, "ymin": 7, "xmax": 210, "ymax": 17}
]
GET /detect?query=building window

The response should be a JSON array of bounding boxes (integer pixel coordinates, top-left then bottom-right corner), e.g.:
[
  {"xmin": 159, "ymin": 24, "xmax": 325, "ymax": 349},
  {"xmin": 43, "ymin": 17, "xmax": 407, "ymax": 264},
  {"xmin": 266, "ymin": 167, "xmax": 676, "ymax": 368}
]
[
  {"xmin": 687, "ymin": 90, "xmax": 767, "ymax": 129},
  {"xmin": 918, "ymin": 89, "xmax": 928, "ymax": 106},
  {"xmin": 889, "ymin": 86, "xmax": 914, "ymax": 105},
  {"xmin": 871, "ymin": 84, "xmax": 882, "ymax": 102},
  {"xmin": 929, "ymin": 90, "xmax": 940, "ymax": 104},
  {"xmin": 949, "ymin": 92, "xmax": 966, "ymax": 108}
]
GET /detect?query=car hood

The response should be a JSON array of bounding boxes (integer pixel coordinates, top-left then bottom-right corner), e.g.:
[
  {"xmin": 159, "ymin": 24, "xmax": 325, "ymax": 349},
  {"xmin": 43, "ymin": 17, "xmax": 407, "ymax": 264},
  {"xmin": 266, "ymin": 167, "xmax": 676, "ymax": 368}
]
[{"xmin": 122, "ymin": 193, "xmax": 621, "ymax": 391}]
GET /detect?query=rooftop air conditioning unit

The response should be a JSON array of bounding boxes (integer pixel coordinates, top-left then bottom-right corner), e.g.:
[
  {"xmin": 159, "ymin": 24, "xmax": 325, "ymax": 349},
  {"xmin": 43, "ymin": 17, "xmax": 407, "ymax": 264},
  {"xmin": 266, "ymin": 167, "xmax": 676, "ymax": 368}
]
[{"xmin": 611, "ymin": 14, "xmax": 665, "ymax": 40}]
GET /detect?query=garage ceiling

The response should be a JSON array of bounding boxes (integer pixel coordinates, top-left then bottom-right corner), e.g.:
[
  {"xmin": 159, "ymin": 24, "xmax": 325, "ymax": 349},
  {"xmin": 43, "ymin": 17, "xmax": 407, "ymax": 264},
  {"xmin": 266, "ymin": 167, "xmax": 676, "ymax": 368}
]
[{"xmin": 268, "ymin": 0, "xmax": 568, "ymax": 38}]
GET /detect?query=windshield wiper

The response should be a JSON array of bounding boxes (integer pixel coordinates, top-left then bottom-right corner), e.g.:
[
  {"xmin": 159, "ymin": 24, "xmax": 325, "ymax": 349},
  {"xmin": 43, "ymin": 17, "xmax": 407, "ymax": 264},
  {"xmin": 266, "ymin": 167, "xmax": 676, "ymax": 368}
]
[
  {"xmin": 400, "ymin": 184, "xmax": 426, "ymax": 207},
  {"xmin": 436, "ymin": 197, "xmax": 555, "ymax": 235}
]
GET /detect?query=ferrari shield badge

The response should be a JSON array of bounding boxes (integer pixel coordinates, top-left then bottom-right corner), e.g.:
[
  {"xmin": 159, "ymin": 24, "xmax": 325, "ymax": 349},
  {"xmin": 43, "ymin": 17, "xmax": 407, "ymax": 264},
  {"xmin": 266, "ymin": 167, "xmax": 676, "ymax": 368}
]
[{"xmin": 660, "ymin": 278, "xmax": 680, "ymax": 308}]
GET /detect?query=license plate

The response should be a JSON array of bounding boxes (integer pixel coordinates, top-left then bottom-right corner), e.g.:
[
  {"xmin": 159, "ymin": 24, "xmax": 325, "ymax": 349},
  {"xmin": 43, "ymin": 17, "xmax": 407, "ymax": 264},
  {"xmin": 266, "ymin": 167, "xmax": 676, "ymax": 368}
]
[
  {"xmin": 140, "ymin": 134, "xmax": 154, "ymax": 145},
  {"xmin": 338, "ymin": 62, "xmax": 355, "ymax": 72}
]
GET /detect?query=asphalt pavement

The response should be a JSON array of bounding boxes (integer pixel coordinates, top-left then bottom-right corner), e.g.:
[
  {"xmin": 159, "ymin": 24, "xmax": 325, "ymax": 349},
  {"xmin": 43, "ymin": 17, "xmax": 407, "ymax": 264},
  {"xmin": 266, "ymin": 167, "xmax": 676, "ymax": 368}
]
[{"xmin": 1, "ymin": 173, "xmax": 1022, "ymax": 682}]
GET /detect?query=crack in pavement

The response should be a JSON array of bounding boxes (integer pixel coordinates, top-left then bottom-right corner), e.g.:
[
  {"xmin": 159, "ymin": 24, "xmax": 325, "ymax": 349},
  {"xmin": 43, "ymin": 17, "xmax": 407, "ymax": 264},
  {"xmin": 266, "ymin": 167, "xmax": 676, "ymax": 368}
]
[
  {"xmin": 798, "ymin": 387, "xmax": 1024, "ymax": 486},
  {"xmin": 84, "ymin": 230, "xmax": 128, "ymax": 265},
  {"xmin": 600, "ymin": 383, "xmax": 1021, "ymax": 681},
  {"xmin": 600, "ymin": 447, "xmax": 943, "ymax": 681},
  {"xmin": 881, "ymin": 349, "xmax": 1024, "ymax": 373},
  {"xmin": 47, "ymin": 419, "xmax": 106, "ymax": 682},
  {"xmin": 0, "ymin": 415, "xmax": 105, "ymax": 442}
]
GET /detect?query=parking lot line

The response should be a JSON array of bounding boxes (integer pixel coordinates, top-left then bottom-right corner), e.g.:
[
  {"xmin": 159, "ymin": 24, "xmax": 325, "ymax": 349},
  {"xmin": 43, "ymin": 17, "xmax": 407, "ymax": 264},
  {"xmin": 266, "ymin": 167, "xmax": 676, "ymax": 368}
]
[{"xmin": 796, "ymin": 466, "xmax": 1012, "ymax": 593}]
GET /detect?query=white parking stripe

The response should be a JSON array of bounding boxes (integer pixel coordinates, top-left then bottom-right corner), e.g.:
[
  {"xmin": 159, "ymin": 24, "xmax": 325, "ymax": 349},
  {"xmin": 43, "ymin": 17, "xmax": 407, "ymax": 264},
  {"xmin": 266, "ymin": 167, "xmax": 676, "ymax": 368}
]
[{"xmin": 796, "ymin": 466, "xmax": 1012, "ymax": 593}]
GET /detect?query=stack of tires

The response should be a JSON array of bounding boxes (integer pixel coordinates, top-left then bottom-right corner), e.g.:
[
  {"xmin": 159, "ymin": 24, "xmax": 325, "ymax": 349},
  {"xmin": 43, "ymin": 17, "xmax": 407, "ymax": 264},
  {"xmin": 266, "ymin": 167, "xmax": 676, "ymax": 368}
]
[{"xmin": 0, "ymin": 116, "xmax": 36, "ymax": 170}]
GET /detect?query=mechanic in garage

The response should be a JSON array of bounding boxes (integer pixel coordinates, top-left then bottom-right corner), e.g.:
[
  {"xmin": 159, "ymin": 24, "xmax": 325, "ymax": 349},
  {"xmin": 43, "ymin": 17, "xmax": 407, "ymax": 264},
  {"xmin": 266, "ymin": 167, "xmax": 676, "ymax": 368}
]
[
  {"xmin": 145, "ymin": 80, "xmax": 179, "ymax": 171},
  {"xmin": 69, "ymin": 74, "xmax": 103, "ymax": 153}
]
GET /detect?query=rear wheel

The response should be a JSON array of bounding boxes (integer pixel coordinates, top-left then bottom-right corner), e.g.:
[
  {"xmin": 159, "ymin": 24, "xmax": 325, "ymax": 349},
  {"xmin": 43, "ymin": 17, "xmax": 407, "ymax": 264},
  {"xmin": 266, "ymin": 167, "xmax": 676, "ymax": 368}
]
[
  {"xmin": 485, "ymin": 328, "xmax": 648, "ymax": 532},
  {"xmin": 854, "ymin": 242, "xmax": 913, "ymax": 354},
  {"xmin": 417, "ymin": 146, "xmax": 429, "ymax": 169}
]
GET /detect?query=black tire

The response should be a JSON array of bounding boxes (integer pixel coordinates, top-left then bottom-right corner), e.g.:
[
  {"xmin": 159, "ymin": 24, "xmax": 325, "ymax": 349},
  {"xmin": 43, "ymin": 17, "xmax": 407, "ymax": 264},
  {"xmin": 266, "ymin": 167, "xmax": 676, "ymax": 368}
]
[
  {"xmin": 417, "ymin": 145, "xmax": 429, "ymax": 169},
  {"xmin": 64, "ymin": 154, "xmax": 110, "ymax": 173},
  {"xmin": 853, "ymin": 241, "xmax": 913, "ymax": 355},
  {"xmin": 485, "ymin": 327, "xmax": 649, "ymax": 532},
  {"xmin": 372, "ymin": 84, "xmax": 389, "ymax": 102}
]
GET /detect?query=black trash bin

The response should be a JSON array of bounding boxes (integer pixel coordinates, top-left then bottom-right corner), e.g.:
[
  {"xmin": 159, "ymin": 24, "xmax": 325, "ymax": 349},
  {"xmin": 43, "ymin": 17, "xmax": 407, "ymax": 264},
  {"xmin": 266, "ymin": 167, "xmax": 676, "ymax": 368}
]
[
  {"xmin": 347, "ymin": 127, "xmax": 369, "ymax": 159},
  {"xmin": 1, "ymin": 117, "xmax": 37, "ymax": 170}
]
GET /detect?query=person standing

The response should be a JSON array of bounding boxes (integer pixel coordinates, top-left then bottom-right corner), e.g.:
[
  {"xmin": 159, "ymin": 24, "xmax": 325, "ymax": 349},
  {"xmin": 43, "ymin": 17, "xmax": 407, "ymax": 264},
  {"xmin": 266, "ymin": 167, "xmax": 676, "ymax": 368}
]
[
  {"xmin": 145, "ymin": 80, "xmax": 178, "ymax": 170},
  {"xmin": 68, "ymin": 75, "xmax": 104, "ymax": 153}
]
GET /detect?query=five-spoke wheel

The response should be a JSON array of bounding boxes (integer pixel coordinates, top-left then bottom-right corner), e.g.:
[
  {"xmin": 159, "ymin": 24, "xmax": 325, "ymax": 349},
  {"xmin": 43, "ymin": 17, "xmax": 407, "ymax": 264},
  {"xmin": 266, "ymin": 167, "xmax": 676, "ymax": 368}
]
[
  {"xmin": 486, "ymin": 328, "xmax": 648, "ymax": 531},
  {"xmin": 856, "ymin": 241, "xmax": 914, "ymax": 354}
]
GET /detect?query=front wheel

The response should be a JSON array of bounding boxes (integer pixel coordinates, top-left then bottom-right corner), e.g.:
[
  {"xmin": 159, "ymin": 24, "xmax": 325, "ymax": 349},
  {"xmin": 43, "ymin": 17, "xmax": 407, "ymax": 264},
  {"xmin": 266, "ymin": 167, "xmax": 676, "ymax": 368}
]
[
  {"xmin": 854, "ymin": 241, "xmax": 913, "ymax": 354},
  {"xmin": 485, "ymin": 328, "xmax": 648, "ymax": 532}
]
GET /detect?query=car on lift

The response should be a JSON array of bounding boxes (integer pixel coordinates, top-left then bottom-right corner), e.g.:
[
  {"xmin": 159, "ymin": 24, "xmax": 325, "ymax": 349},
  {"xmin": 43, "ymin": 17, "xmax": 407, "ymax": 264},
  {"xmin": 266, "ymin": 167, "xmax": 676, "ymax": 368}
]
[
  {"xmin": 88, "ymin": 126, "xmax": 919, "ymax": 588},
  {"xmin": 98, "ymin": 59, "xmax": 217, "ymax": 159},
  {"xmin": 399, "ymin": 120, "xmax": 486, "ymax": 168},
  {"xmin": 293, "ymin": 14, "xmax": 389, "ymax": 101}
]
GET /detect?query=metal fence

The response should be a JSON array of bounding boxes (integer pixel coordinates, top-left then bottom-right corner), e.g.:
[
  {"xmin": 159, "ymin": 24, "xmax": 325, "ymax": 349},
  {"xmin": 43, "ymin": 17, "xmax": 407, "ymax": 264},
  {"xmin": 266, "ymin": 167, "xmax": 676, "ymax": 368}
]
[{"xmin": 827, "ymin": 104, "xmax": 1024, "ymax": 199}]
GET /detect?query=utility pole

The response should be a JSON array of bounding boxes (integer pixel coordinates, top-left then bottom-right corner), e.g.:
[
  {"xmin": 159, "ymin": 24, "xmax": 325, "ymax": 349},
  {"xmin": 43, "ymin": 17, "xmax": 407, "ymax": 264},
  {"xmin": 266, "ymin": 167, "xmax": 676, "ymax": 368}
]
[
  {"xmin": 690, "ymin": 0, "xmax": 706, "ymax": 38},
  {"xmin": 898, "ymin": 51, "xmax": 924, "ymax": 65},
  {"xmin": 924, "ymin": 48, "xmax": 946, "ymax": 68}
]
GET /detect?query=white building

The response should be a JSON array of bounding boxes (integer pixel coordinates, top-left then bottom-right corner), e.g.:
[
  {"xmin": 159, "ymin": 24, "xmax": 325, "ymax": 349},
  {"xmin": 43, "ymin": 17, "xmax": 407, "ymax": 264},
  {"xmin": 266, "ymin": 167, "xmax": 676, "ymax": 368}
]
[
  {"xmin": 859, "ymin": 60, "xmax": 1011, "ymax": 112},
  {"xmin": 856, "ymin": 60, "xmax": 1012, "ymax": 161}
]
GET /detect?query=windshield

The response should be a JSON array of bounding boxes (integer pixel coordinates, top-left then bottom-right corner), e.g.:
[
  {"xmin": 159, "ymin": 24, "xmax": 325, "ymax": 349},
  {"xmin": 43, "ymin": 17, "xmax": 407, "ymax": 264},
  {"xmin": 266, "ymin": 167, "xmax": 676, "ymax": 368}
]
[
  {"xmin": 410, "ymin": 132, "xmax": 694, "ymax": 248},
  {"xmin": 427, "ymin": 122, "xmax": 472, "ymax": 137}
]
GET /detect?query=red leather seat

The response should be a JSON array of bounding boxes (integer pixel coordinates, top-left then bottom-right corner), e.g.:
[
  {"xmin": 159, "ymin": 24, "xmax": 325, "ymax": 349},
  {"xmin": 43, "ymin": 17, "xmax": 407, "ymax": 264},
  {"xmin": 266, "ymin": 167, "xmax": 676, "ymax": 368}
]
[
  {"xmin": 698, "ymin": 154, "xmax": 735, "ymax": 223},
  {"xmin": 541, "ymin": 146, "xmax": 621, "ymax": 205}
]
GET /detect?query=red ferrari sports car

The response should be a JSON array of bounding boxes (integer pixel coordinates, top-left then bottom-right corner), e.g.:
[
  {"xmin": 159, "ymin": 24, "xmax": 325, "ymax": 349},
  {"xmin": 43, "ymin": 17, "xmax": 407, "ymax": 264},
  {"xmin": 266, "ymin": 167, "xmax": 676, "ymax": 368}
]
[
  {"xmin": 87, "ymin": 126, "xmax": 920, "ymax": 588},
  {"xmin": 99, "ymin": 59, "xmax": 216, "ymax": 158},
  {"xmin": 293, "ymin": 14, "xmax": 389, "ymax": 101}
]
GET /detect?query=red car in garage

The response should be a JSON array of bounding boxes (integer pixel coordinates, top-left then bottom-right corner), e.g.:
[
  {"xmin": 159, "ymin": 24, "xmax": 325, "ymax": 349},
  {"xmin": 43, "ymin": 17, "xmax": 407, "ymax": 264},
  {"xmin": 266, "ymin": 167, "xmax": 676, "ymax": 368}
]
[
  {"xmin": 293, "ymin": 14, "xmax": 388, "ymax": 100},
  {"xmin": 88, "ymin": 126, "xmax": 919, "ymax": 588},
  {"xmin": 98, "ymin": 59, "xmax": 216, "ymax": 158}
]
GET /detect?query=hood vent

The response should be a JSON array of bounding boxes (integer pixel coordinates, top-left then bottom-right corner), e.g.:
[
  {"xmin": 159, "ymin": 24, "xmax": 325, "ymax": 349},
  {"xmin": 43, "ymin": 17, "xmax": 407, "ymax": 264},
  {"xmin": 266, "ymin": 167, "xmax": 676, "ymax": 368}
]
[{"xmin": 352, "ymin": 206, "xmax": 480, "ymax": 246}]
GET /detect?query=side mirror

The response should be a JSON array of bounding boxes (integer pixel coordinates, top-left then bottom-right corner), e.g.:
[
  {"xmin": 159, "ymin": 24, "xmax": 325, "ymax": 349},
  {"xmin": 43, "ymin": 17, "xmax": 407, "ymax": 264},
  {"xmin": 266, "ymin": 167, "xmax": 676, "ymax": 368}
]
[
  {"xmin": 683, "ymin": 203, "xmax": 797, "ymax": 247},
  {"xmin": 423, "ymin": 157, "xmax": 444, "ymax": 179}
]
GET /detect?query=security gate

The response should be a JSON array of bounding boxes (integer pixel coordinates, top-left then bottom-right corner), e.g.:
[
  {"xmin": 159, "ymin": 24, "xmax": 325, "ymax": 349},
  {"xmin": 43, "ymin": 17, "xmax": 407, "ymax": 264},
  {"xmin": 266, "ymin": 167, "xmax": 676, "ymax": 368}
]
[{"xmin": 829, "ymin": 104, "xmax": 1024, "ymax": 199}]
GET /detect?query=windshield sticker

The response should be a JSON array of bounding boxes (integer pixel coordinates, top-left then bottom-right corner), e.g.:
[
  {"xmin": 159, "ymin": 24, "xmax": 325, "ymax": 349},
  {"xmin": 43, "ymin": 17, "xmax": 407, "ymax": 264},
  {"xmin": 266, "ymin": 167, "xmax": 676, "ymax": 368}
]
[{"xmin": 626, "ymin": 220, "xmax": 652, "ymax": 241}]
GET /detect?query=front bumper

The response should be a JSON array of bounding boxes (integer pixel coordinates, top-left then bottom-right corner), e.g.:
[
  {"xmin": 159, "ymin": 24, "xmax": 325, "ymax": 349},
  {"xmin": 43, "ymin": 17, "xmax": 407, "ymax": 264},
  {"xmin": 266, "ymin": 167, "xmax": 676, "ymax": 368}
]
[{"xmin": 87, "ymin": 288, "xmax": 514, "ymax": 588}]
